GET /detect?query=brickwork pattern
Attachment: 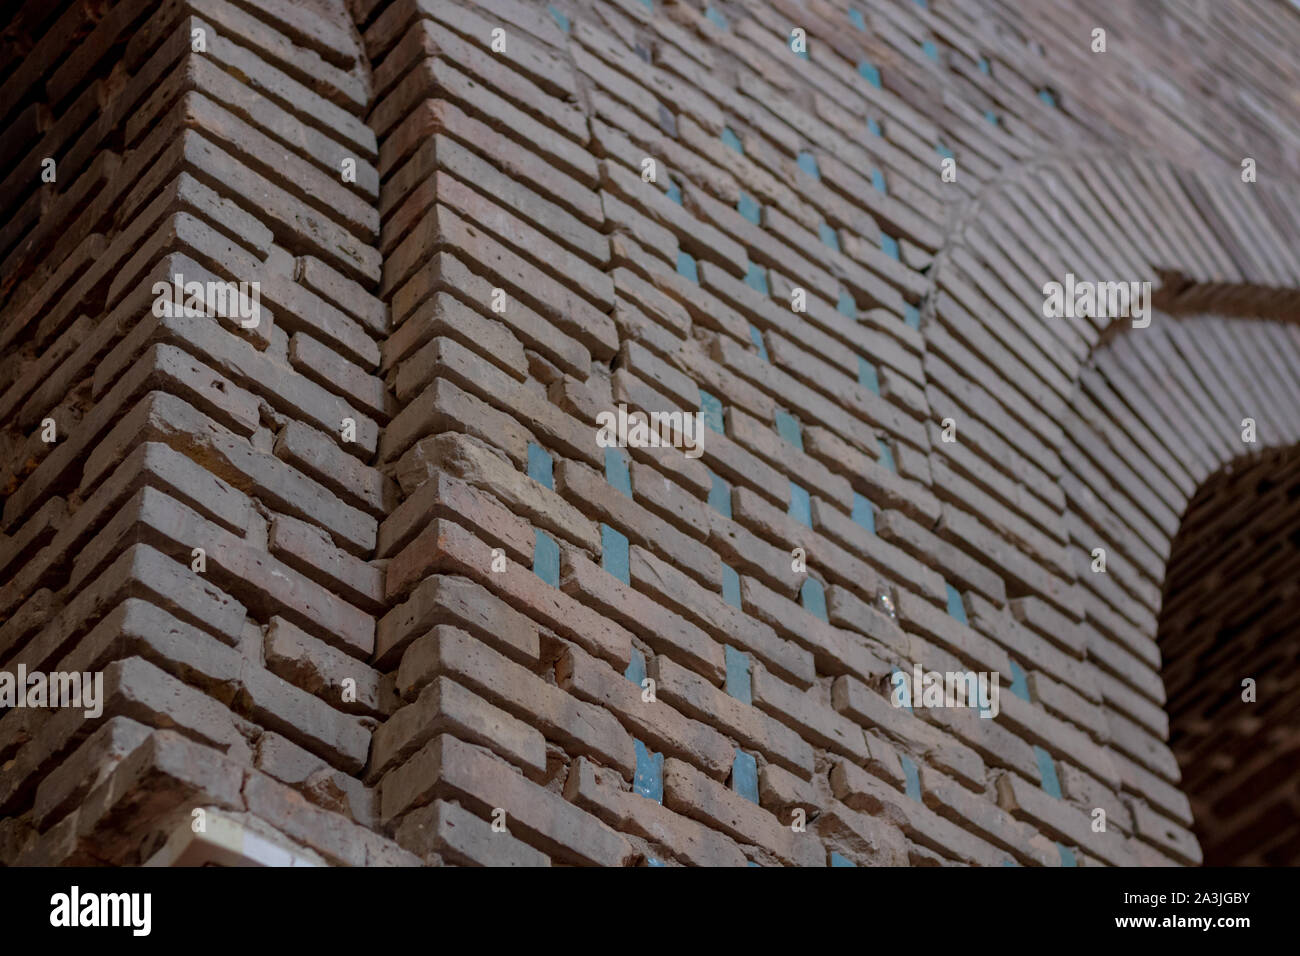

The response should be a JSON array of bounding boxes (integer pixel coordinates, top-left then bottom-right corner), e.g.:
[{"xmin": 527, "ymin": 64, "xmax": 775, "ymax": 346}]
[{"xmin": 1, "ymin": 0, "xmax": 1298, "ymax": 867}]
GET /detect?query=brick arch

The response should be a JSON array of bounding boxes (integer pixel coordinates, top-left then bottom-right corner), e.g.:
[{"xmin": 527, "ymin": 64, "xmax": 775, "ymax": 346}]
[
  {"xmin": 911, "ymin": 143, "xmax": 1300, "ymax": 865},
  {"xmin": 1060, "ymin": 314, "xmax": 1300, "ymax": 865}
]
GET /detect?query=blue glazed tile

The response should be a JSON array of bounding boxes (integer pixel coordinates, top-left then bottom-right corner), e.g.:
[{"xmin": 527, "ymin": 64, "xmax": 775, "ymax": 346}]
[
  {"xmin": 859, "ymin": 61, "xmax": 881, "ymax": 87},
  {"xmin": 708, "ymin": 469, "xmax": 732, "ymax": 518},
  {"xmin": 737, "ymin": 192, "xmax": 762, "ymax": 225},
  {"xmin": 946, "ymin": 584, "xmax": 968, "ymax": 625},
  {"xmin": 1035, "ymin": 745, "xmax": 1063, "ymax": 799},
  {"xmin": 601, "ymin": 523, "xmax": 630, "ymax": 584},
  {"xmin": 801, "ymin": 577, "xmax": 828, "ymax": 621},
  {"xmin": 533, "ymin": 529, "xmax": 560, "ymax": 586},
  {"xmin": 900, "ymin": 754, "xmax": 922, "ymax": 801},
  {"xmin": 732, "ymin": 749, "xmax": 759, "ymax": 803},
  {"xmin": 721, "ymin": 126, "xmax": 744, "ymax": 154},
  {"xmin": 722, "ymin": 563, "xmax": 742, "ymax": 608},
  {"xmin": 676, "ymin": 250, "xmax": 698, "ymax": 283},
  {"xmin": 774, "ymin": 409, "xmax": 803, "ymax": 450},
  {"xmin": 604, "ymin": 446, "xmax": 632, "ymax": 497},
  {"xmin": 837, "ymin": 289, "xmax": 858, "ymax": 317},
  {"xmin": 699, "ymin": 388, "xmax": 725, "ymax": 434},
  {"xmin": 818, "ymin": 221, "xmax": 840, "ymax": 251},
  {"xmin": 724, "ymin": 645, "xmax": 752, "ymax": 703},
  {"xmin": 789, "ymin": 481, "xmax": 811, "ymax": 527},
  {"xmin": 748, "ymin": 324, "xmax": 769, "ymax": 361},
  {"xmin": 796, "ymin": 150, "xmax": 820, "ymax": 179},
  {"xmin": 877, "ymin": 438, "xmax": 896, "ymax": 472},
  {"xmin": 851, "ymin": 492, "xmax": 875, "ymax": 532},
  {"xmin": 1008, "ymin": 659, "xmax": 1031, "ymax": 701},
  {"xmin": 633, "ymin": 739, "xmax": 664, "ymax": 803},
  {"xmin": 527, "ymin": 442, "xmax": 553, "ymax": 489},
  {"xmin": 857, "ymin": 357, "xmax": 879, "ymax": 394},
  {"xmin": 625, "ymin": 648, "xmax": 647, "ymax": 685}
]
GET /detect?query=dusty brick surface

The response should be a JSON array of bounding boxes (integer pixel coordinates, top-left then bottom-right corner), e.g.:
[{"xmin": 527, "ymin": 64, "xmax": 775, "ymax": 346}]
[{"xmin": 2, "ymin": 0, "xmax": 1299, "ymax": 869}]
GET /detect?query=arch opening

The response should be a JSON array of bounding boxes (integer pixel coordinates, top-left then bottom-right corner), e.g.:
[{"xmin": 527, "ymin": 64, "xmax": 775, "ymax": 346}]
[{"xmin": 1157, "ymin": 444, "xmax": 1300, "ymax": 865}]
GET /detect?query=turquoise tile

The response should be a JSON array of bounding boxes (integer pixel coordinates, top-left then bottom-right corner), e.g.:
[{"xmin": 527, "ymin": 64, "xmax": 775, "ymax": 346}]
[
  {"xmin": 1008, "ymin": 659, "xmax": 1031, "ymax": 701},
  {"xmin": 633, "ymin": 739, "xmax": 664, "ymax": 803},
  {"xmin": 848, "ymin": 8, "xmax": 866, "ymax": 31},
  {"xmin": 548, "ymin": 5, "xmax": 570, "ymax": 33},
  {"xmin": 946, "ymin": 584, "xmax": 968, "ymax": 625},
  {"xmin": 792, "ymin": 33, "xmax": 809, "ymax": 60},
  {"xmin": 533, "ymin": 529, "xmax": 560, "ymax": 586},
  {"xmin": 640, "ymin": 0, "xmax": 654, "ymax": 9},
  {"xmin": 936, "ymin": 143, "xmax": 954, "ymax": 159},
  {"xmin": 722, "ymin": 563, "xmax": 742, "ymax": 608},
  {"xmin": 904, "ymin": 304, "xmax": 921, "ymax": 329},
  {"xmin": 818, "ymin": 221, "xmax": 840, "ymax": 251},
  {"xmin": 830, "ymin": 851, "xmax": 856, "ymax": 867},
  {"xmin": 892, "ymin": 667, "xmax": 913, "ymax": 713},
  {"xmin": 867, "ymin": 117, "xmax": 883, "ymax": 137},
  {"xmin": 858, "ymin": 61, "xmax": 881, "ymax": 87},
  {"xmin": 647, "ymin": 857, "xmax": 666, "ymax": 867},
  {"xmin": 699, "ymin": 388, "xmax": 725, "ymax": 433},
  {"xmin": 789, "ymin": 481, "xmax": 812, "ymax": 527},
  {"xmin": 604, "ymin": 446, "xmax": 632, "ymax": 497},
  {"xmin": 774, "ymin": 409, "xmax": 803, "ymax": 450},
  {"xmin": 705, "ymin": 5, "xmax": 728, "ymax": 30},
  {"xmin": 801, "ymin": 577, "xmax": 828, "ymax": 621},
  {"xmin": 978, "ymin": 56, "xmax": 991, "ymax": 75},
  {"xmin": 1057, "ymin": 843, "xmax": 1077, "ymax": 867},
  {"xmin": 881, "ymin": 234, "xmax": 899, "ymax": 260},
  {"xmin": 676, "ymin": 250, "xmax": 698, "ymax": 283},
  {"xmin": 708, "ymin": 469, "xmax": 732, "ymax": 518},
  {"xmin": 857, "ymin": 357, "xmax": 879, "ymax": 394},
  {"xmin": 724, "ymin": 645, "xmax": 752, "ymax": 703},
  {"xmin": 922, "ymin": 39, "xmax": 938, "ymax": 60},
  {"xmin": 527, "ymin": 442, "xmax": 553, "ymax": 489},
  {"xmin": 748, "ymin": 324, "xmax": 769, "ymax": 361},
  {"xmin": 871, "ymin": 168, "xmax": 887, "ymax": 194},
  {"xmin": 900, "ymin": 755, "xmax": 922, "ymax": 800},
  {"xmin": 665, "ymin": 180, "xmax": 683, "ymax": 205},
  {"xmin": 737, "ymin": 191, "xmax": 762, "ymax": 225},
  {"xmin": 744, "ymin": 261, "xmax": 769, "ymax": 295},
  {"xmin": 721, "ymin": 126, "xmax": 744, "ymax": 154},
  {"xmin": 1035, "ymin": 746, "xmax": 1062, "ymax": 799},
  {"xmin": 985, "ymin": 110, "xmax": 999, "ymax": 126},
  {"xmin": 796, "ymin": 150, "xmax": 820, "ymax": 179},
  {"xmin": 625, "ymin": 648, "xmax": 647, "ymax": 685},
  {"xmin": 732, "ymin": 749, "xmax": 759, "ymax": 803},
  {"xmin": 877, "ymin": 438, "xmax": 896, "ymax": 472},
  {"xmin": 1039, "ymin": 88, "xmax": 1057, "ymax": 108},
  {"xmin": 851, "ymin": 492, "xmax": 875, "ymax": 533},
  {"xmin": 837, "ymin": 289, "xmax": 858, "ymax": 317},
  {"xmin": 601, "ymin": 523, "xmax": 630, "ymax": 584}
]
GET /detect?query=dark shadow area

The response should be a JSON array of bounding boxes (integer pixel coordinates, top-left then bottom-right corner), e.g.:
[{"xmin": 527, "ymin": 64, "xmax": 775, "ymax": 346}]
[{"xmin": 1157, "ymin": 444, "xmax": 1300, "ymax": 865}]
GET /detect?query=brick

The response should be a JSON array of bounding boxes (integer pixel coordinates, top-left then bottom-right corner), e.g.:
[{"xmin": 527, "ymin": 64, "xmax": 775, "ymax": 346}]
[
  {"xmin": 395, "ymin": 626, "xmax": 634, "ymax": 779},
  {"xmin": 379, "ymin": 734, "xmax": 633, "ymax": 866}
]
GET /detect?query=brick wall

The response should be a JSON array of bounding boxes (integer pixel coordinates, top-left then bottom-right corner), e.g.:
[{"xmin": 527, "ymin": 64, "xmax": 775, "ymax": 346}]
[{"xmin": 1, "ymin": 0, "xmax": 1298, "ymax": 867}]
